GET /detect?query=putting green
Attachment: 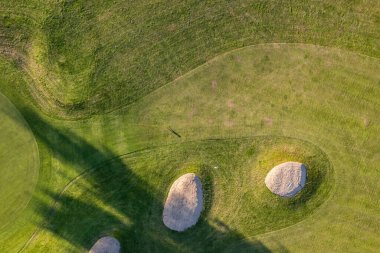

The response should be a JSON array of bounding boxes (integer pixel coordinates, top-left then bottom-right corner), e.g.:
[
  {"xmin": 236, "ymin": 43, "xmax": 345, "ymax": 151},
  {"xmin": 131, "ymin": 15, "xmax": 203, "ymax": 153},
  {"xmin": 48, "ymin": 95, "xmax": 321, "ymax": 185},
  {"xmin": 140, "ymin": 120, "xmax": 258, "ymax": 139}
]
[{"xmin": 0, "ymin": 92, "xmax": 39, "ymax": 232}]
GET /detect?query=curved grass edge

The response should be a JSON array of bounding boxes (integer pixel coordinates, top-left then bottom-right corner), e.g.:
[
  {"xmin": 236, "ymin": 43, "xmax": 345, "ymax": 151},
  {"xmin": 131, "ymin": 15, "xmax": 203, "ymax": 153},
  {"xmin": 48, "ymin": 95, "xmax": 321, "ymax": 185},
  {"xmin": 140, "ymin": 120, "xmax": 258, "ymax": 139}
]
[
  {"xmin": 18, "ymin": 135, "xmax": 334, "ymax": 252},
  {"xmin": 0, "ymin": 91, "xmax": 40, "ymax": 232}
]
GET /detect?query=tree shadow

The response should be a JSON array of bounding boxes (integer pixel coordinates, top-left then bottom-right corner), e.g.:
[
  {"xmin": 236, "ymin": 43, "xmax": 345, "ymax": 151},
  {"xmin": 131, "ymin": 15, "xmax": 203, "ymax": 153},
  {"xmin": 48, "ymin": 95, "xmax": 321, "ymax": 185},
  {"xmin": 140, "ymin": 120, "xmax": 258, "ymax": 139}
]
[{"xmin": 18, "ymin": 108, "xmax": 283, "ymax": 253}]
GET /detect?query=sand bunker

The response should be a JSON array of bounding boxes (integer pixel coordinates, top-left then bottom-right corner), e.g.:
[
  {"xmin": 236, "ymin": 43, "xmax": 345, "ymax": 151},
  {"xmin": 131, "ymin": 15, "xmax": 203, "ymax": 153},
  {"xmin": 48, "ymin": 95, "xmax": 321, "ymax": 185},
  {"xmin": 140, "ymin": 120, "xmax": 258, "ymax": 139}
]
[
  {"xmin": 265, "ymin": 162, "xmax": 307, "ymax": 198},
  {"xmin": 163, "ymin": 173, "xmax": 203, "ymax": 232},
  {"xmin": 89, "ymin": 236, "xmax": 120, "ymax": 253}
]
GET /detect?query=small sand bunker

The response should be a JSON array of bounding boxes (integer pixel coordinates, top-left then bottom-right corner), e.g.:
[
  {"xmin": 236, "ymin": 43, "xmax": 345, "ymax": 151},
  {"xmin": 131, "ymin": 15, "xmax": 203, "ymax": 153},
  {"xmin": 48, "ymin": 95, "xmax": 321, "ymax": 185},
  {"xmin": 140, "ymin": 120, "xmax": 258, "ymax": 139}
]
[
  {"xmin": 265, "ymin": 162, "xmax": 307, "ymax": 198},
  {"xmin": 163, "ymin": 173, "xmax": 203, "ymax": 232},
  {"xmin": 89, "ymin": 236, "xmax": 120, "ymax": 253}
]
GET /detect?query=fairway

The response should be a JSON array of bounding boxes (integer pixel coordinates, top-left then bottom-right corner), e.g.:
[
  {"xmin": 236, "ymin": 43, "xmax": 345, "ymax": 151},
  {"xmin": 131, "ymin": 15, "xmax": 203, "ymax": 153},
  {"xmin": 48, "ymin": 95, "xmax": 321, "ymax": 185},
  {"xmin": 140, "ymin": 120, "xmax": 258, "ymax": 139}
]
[{"xmin": 0, "ymin": 1, "xmax": 380, "ymax": 253}]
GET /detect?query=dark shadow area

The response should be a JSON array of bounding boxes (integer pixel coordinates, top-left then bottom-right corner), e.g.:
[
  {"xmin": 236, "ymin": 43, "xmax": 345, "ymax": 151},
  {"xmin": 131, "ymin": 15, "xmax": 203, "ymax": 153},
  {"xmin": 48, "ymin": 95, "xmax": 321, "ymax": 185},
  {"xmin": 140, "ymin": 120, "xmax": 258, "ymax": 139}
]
[{"xmin": 17, "ymin": 108, "xmax": 283, "ymax": 253}]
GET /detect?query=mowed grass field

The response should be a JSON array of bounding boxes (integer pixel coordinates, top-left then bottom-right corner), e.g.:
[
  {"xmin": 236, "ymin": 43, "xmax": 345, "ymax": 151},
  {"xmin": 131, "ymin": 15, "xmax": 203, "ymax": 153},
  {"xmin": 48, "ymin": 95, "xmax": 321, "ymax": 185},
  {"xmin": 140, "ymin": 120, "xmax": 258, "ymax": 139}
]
[
  {"xmin": 1, "ymin": 0, "xmax": 380, "ymax": 117},
  {"xmin": 0, "ymin": 93, "xmax": 39, "ymax": 238},
  {"xmin": 0, "ymin": 1, "xmax": 380, "ymax": 253}
]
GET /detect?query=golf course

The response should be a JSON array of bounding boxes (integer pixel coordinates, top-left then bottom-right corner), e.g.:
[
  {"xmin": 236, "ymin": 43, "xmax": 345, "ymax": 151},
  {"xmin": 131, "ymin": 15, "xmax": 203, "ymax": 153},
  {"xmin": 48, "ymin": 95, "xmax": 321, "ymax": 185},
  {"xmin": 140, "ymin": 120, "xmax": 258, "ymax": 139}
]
[{"xmin": 0, "ymin": 1, "xmax": 379, "ymax": 252}]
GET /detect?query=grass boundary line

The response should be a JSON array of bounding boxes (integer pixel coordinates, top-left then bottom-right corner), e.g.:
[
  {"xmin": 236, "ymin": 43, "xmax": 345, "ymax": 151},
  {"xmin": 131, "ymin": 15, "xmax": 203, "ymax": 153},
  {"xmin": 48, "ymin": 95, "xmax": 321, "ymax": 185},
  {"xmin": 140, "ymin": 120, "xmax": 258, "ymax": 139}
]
[
  {"xmin": 84, "ymin": 42, "xmax": 380, "ymax": 119},
  {"xmin": 3, "ymin": 42, "xmax": 378, "ymax": 121}
]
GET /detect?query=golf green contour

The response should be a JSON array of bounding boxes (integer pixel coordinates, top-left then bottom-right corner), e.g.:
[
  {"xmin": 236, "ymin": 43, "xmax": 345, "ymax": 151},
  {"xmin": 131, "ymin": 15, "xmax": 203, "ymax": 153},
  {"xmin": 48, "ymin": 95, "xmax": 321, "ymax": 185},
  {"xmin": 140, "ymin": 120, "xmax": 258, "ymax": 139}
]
[{"xmin": 0, "ymin": 1, "xmax": 379, "ymax": 252}]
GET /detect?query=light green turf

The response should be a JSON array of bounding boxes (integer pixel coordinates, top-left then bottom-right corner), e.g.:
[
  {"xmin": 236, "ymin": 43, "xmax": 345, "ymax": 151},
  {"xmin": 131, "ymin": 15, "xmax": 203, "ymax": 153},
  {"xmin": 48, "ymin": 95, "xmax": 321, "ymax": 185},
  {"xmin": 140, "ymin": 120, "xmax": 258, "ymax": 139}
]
[
  {"xmin": 0, "ymin": 44, "xmax": 376, "ymax": 253},
  {"xmin": 117, "ymin": 44, "xmax": 380, "ymax": 252},
  {"xmin": 0, "ymin": 92, "xmax": 39, "ymax": 241}
]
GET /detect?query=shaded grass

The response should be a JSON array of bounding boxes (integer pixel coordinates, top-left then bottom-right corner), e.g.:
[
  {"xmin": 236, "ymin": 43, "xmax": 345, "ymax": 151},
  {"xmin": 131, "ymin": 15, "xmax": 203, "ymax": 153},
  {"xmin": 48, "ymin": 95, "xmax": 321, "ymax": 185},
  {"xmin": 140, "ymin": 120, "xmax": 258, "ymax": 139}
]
[
  {"xmin": 14, "ymin": 110, "xmax": 278, "ymax": 253},
  {"xmin": 28, "ymin": 135, "xmax": 322, "ymax": 252}
]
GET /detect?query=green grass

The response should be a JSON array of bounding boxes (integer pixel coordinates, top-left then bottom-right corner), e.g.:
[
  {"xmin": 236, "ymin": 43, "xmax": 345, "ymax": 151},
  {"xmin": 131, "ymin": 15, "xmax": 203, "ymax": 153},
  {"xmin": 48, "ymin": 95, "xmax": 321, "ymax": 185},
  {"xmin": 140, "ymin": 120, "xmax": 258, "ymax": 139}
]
[
  {"xmin": 100, "ymin": 44, "xmax": 380, "ymax": 252},
  {"xmin": 0, "ymin": 1, "xmax": 380, "ymax": 253},
  {"xmin": 0, "ymin": 92, "xmax": 39, "ymax": 250},
  {"xmin": 0, "ymin": 92, "xmax": 39, "ymax": 229},
  {"xmin": 1, "ymin": 0, "xmax": 380, "ymax": 117},
  {"xmin": 24, "ymin": 137, "xmax": 332, "ymax": 253},
  {"xmin": 0, "ymin": 43, "xmax": 378, "ymax": 252}
]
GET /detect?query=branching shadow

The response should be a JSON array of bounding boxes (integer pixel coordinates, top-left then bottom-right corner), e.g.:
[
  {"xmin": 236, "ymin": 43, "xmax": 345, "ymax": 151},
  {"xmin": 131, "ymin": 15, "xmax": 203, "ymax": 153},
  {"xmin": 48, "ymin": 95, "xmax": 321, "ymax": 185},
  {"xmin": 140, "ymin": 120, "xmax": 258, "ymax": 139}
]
[{"xmin": 20, "ymin": 108, "xmax": 283, "ymax": 253}]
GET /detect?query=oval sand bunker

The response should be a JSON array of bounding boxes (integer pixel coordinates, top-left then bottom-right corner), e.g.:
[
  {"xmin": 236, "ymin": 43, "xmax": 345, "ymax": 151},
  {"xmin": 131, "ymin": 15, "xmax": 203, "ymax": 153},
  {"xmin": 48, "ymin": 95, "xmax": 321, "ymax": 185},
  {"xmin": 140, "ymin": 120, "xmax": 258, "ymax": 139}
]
[
  {"xmin": 163, "ymin": 173, "xmax": 203, "ymax": 232},
  {"xmin": 265, "ymin": 162, "xmax": 307, "ymax": 198},
  {"xmin": 89, "ymin": 236, "xmax": 120, "ymax": 253}
]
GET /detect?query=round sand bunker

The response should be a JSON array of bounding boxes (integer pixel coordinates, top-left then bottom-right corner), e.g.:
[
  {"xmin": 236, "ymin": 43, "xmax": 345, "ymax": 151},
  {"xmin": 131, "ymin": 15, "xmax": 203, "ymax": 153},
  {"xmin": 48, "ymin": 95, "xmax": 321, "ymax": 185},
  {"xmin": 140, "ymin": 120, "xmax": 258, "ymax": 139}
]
[
  {"xmin": 89, "ymin": 236, "xmax": 120, "ymax": 253},
  {"xmin": 163, "ymin": 173, "xmax": 203, "ymax": 232},
  {"xmin": 265, "ymin": 162, "xmax": 307, "ymax": 198}
]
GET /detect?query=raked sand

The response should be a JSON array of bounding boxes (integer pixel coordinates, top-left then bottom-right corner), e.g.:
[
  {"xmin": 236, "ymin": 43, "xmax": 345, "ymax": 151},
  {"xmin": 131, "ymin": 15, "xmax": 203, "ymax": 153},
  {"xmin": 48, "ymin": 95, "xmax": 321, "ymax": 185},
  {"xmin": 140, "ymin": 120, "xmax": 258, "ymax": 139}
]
[
  {"xmin": 265, "ymin": 162, "xmax": 307, "ymax": 198},
  {"xmin": 163, "ymin": 173, "xmax": 203, "ymax": 232}
]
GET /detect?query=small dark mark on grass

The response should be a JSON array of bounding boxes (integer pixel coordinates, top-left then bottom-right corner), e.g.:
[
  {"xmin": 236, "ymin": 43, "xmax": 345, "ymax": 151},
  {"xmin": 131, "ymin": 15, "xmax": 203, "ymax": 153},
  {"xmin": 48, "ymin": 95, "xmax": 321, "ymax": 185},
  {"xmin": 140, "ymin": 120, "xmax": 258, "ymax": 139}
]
[{"xmin": 168, "ymin": 126, "xmax": 181, "ymax": 138}]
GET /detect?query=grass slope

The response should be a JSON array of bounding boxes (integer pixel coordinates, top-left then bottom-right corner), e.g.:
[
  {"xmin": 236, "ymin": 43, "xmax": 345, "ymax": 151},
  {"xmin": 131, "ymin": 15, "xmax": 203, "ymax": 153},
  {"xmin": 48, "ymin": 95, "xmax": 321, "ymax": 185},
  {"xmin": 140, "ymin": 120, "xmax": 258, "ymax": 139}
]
[
  {"xmin": 24, "ymin": 137, "xmax": 332, "ymax": 253},
  {"xmin": 117, "ymin": 44, "xmax": 380, "ymax": 252},
  {"xmin": 0, "ymin": 1, "xmax": 379, "ymax": 252},
  {"xmin": 0, "ymin": 0, "xmax": 380, "ymax": 116},
  {"xmin": 0, "ymin": 44, "xmax": 377, "ymax": 252}
]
